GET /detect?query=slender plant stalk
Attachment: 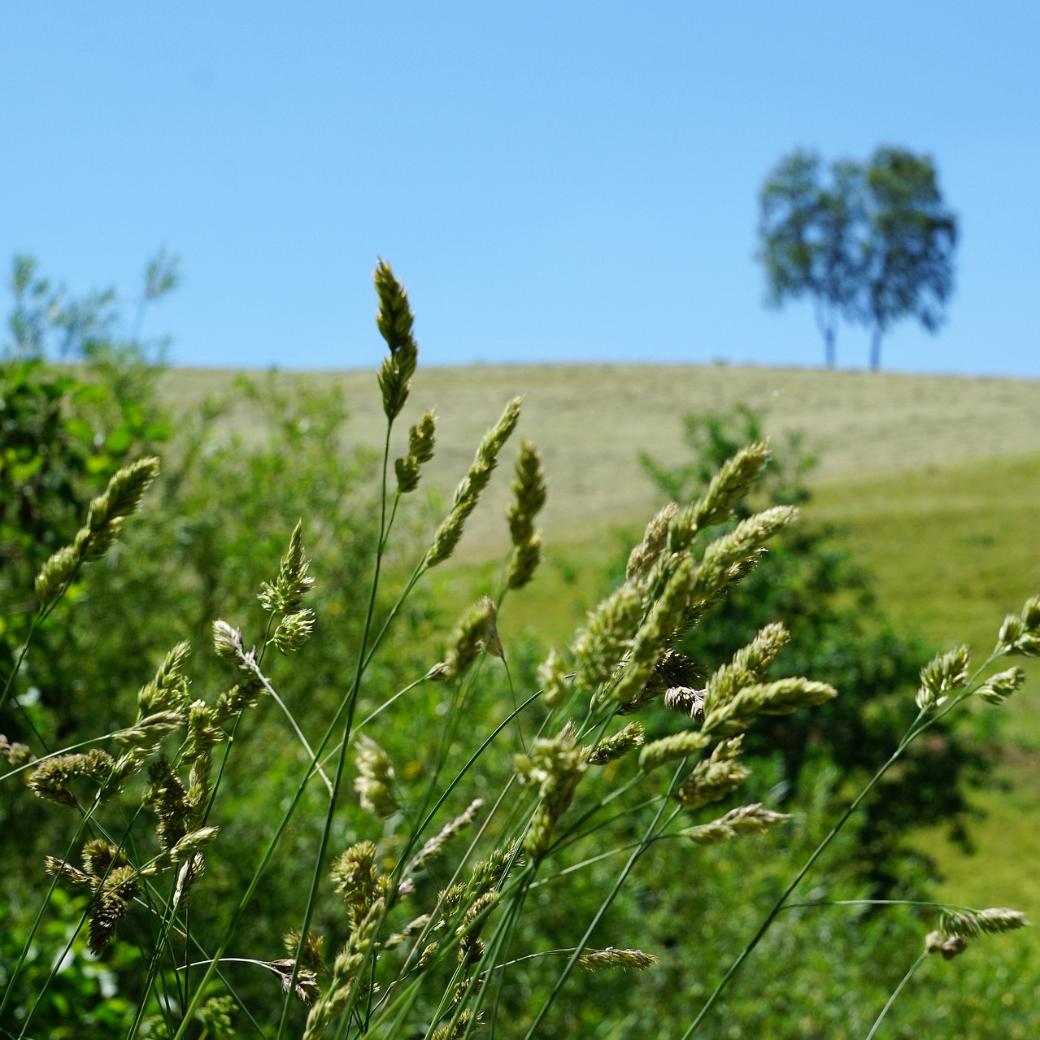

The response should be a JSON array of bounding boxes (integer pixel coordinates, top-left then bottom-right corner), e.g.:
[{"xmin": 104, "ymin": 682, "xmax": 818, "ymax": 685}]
[
  {"xmin": 864, "ymin": 950, "xmax": 928, "ymax": 1040},
  {"xmin": 275, "ymin": 422, "xmax": 395, "ymax": 1039},
  {"xmin": 519, "ymin": 762, "xmax": 687, "ymax": 1039}
]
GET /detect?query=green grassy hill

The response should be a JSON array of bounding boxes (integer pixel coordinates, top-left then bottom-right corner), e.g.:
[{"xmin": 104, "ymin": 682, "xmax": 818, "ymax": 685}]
[
  {"xmin": 161, "ymin": 364, "xmax": 1040, "ymax": 554},
  {"xmin": 163, "ymin": 362, "xmax": 1040, "ymax": 932}
]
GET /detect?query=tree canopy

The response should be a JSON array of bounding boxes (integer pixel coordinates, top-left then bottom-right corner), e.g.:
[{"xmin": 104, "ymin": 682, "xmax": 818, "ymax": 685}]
[{"xmin": 758, "ymin": 146, "xmax": 957, "ymax": 370}]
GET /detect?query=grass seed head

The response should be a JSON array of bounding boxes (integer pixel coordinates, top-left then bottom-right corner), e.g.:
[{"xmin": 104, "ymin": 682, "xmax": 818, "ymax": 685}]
[
  {"xmin": 683, "ymin": 803, "xmax": 791, "ymax": 845},
  {"xmin": 675, "ymin": 738, "xmax": 749, "ymax": 810},
  {"xmin": 0, "ymin": 735, "xmax": 32, "ymax": 767},
  {"xmin": 426, "ymin": 398, "xmax": 523, "ymax": 567},
  {"xmin": 976, "ymin": 666, "xmax": 1026, "ymax": 706},
  {"xmin": 627, "ymin": 502, "xmax": 679, "ymax": 585},
  {"xmin": 410, "ymin": 798, "xmax": 485, "ymax": 874},
  {"xmin": 27, "ymin": 749, "xmax": 117, "ymax": 807},
  {"xmin": 34, "ymin": 544, "xmax": 81, "ymax": 605},
  {"xmin": 998, "ymin": 595, "xmax": 1040, "ymax": 656},
  {"xmin": 375, "ymin": 260, "xmax": 419, "ymax": 421},
  {"xmin": 88, "ymin": 864, "xmax": 138, "ymax": 955},
  {"xmin": 585, "ymin": 722, "xmax": 646, "ymax": 765},
  {"xmin": 668, "ymin": 442, "xmax": 771, "ymax": 552},
  {"xmin": 396, "ymin": 409, "xmax": 437, "ymax": 493},
  {"xmin": 433, "ymin": 597, "xmax": 499, "ymax": 681},
  {"xmin": 704, "ymin": 677, "xmax": 836, "ymax": 733},
  {"xmin": 613, "ymin": 555, "xmax": 696, "ymax": 709},
  {"xmin": 639, "ymin": 730, "xmax": 712, "ymax": 773},
  {"xmin": 34, "ymin": 456, "xmax": 160, "ymax": 603},
  {"xmin": 44, "ymin": 856, "xmax": 93, "ymax": 889},
  {"xmin": 331, "ymin": 840, "xmax": 379, "ymax": 924},
  {"xmin": 578, "ymin": 947, "xmax": 658, "ymax": 972},
  {"xmin": 431, "ymin": 1010, "xmax": 480, "ymax": 1040},
  {"xmin": 147, "ymin": 757, "xmax": 190, "ymax": 851},
  {"xmin": 571, "ymin": 583, "xmax": 644, "ymax": 691},
  {"xmin": 112, "ymin": 710, "xmax": 184, "ymax": 749},
  {"xmin": 354, "ymin": 736, "xmax": 398, "ymax": 819},
  {"xmin": 940, "ymin": 907, "xmax": 1029, "ymax": 939},
  {"xmin": 916, "ymin": 644, "xmax": 970, "ymax": 710},
  {"xmin": 506, "ymin": 439, "xmax": 547, "ymax": 589},
  {"xmin": 142, "ymin": 826, "xmax": 219, "ymax": 878},
  {"xmin": 507, "ymin": 533, "xmax": 543, "ymax": 590},
  {"xmin": 137, "ymin": 641, "xmax": 192, "ymax": 714},
  {"xmin": 273, "ymin": 608, "xmax": 316, "ymax": 654},
  {"xmin": 303, "ymin": 897, "xmax": 385, "ymax": 1040},
  {"xmin": 516, "ymin": 725, "xmax": 587, "ymax": 862},
  {"xmin": 693, "ymin": 506, "xmax": 797, "ymax": 604},
  {"xmin": 212, "ymin": 620, "xmax": 244, "ymax": 662},
  {"xmin": 538, "ymin": 648, "xmax": 570, "ymax": 709},
  {"xmin": 258, "ymin": 521, "xmax": 315, "ymax": 615},
  {"xmin": 702, "ymin": 622, "xmax": 790, "ymax": 718}
]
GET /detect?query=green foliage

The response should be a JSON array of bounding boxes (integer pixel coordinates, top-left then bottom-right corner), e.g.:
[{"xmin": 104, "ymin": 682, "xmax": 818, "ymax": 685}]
[
  {"xmin": 759, "ymin": 146, "xmax": 957, "ymax": 369},
  {"xmin": 1, "ymin": 255, "xmax": 174, "ymax": 739}
]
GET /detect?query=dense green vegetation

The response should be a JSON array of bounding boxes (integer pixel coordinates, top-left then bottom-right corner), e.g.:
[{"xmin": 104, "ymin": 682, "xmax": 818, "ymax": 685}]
[{"xmin": 2, "ymin": 262, "xmax": 1038, "ymax": 1039}]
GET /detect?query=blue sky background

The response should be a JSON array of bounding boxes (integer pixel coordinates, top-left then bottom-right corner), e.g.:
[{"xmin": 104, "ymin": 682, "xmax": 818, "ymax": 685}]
[{"xmin": 2, "ymin": 2, "xmax": 1038, "ymax": 375}]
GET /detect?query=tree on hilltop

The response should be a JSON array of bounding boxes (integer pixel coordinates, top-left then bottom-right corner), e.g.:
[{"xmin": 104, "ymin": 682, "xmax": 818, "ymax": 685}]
[{"xmin": 758, "ymin": 146, "xmax": 956, "ymax": 370}]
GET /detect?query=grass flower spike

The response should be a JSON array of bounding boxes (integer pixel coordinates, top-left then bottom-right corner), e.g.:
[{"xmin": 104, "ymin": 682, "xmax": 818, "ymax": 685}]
[
  {"xmin": 426, "ymin": 397, "xmax": 522, "ymax": 567},
  {"xmin": 35, "ymin": 456, "xmax": 160, "ymax": 604},
  {"xmin": 395, "ymin": 409, "xmax": 437, "ymax": 493},
  {"xmin": 375, "ymin": 259, "xmax": 418, "ymax": 421}
]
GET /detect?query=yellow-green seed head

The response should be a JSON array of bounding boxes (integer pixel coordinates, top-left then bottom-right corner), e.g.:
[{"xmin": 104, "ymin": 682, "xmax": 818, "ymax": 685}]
[
  {"xmin": 675, "ymin": 738, "xmax": 749, "ymax": 810},
  {"xmin": 668, "ymin": 442, "xmax": 771, "ymax": 552},
  {"xmin": 916, "ymin": 645, "xmax": 970, "ymax": 710},
  {"xmin": 273, "ymin": 608, "xmax": 316, "ymax": 654},
  {"xmin": 683, "ymin": 802, "xmax": 791, "ymax": 845},
  {"xmin": 538, "ymin": 648, "xmax": 569, "ymax": 709},
  {"xmin": 585, "ymin": 722, "xmax": 646, "ymax": 765},
  {"xmin": 374, "ymin": 260, "xmax": 418, "ymax": 421},
  {"xmin": 613, "ymin": 556, "xmax": 696, "ymax": 708},
  {"xmin": 425, "ymin": 399, "xmax": 523, "ymax": 568},
  {"xmin": 976, "ymin": 666, "xmax": 1026, "ymax": 706},
  {"xmin": 354, "ymin": 736, "xmax": 398, "ymax": 818},
  {"xmin": 432, "ymin": 597, "xmax": 498, "ymax": 682},
  {"xmin": 639, "ymin": 729, "xmax": 711, "ymax": 773},
  {"xmin": 258, "ymin": 521, "xmax": 315, "ymax": 615},
  {"xmin": 571, "ymin": 583, "xmax": 644, "ymax": 691}
]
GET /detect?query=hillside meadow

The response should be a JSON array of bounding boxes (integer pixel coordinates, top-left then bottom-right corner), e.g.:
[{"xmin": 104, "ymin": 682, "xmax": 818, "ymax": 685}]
[
  {"xmin": 160, "ymin": 363, "xmax": 1040, "ymax": 555},
  {"xmin": 163, "ymin": 361, "xmax": 1040, "ymax": 953}
]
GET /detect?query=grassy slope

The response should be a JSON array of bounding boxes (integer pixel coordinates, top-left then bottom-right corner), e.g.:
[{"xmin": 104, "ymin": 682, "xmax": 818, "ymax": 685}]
[
  {"xmin": 163, "ymin": 362, "xmax": 1040, "ymax": 936},
  {"xmin": 161, "ymin": 363, "xmax": 1040, "ymax": 555}
]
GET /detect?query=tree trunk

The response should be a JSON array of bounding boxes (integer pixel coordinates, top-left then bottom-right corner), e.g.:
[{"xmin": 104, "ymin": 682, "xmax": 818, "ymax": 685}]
[
  {"xmin": 824, "ymin": 327, "xmax": 836, "ymax": 369},
  {"xmin": 870, "ymin": 327, "xmax": 882, "ymax": 371}
]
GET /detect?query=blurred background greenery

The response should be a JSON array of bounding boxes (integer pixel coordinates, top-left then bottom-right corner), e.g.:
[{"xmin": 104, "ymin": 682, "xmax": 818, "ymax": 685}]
[{"xmin": 2, "ymin": 259, "xmax": 1038, "ymax": 1037}]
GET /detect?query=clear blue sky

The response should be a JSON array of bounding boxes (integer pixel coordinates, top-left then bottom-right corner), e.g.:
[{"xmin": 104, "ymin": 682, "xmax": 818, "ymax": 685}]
[{"xmin": 3, "ymin": 2, "xmax": 1038, "ymax": 375}]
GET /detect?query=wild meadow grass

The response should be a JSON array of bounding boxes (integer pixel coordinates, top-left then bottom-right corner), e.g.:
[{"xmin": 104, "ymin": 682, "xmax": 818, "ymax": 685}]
[{"xmin": 2, "ymin": 266, "xmax": 1038, "ymax": 1038}]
